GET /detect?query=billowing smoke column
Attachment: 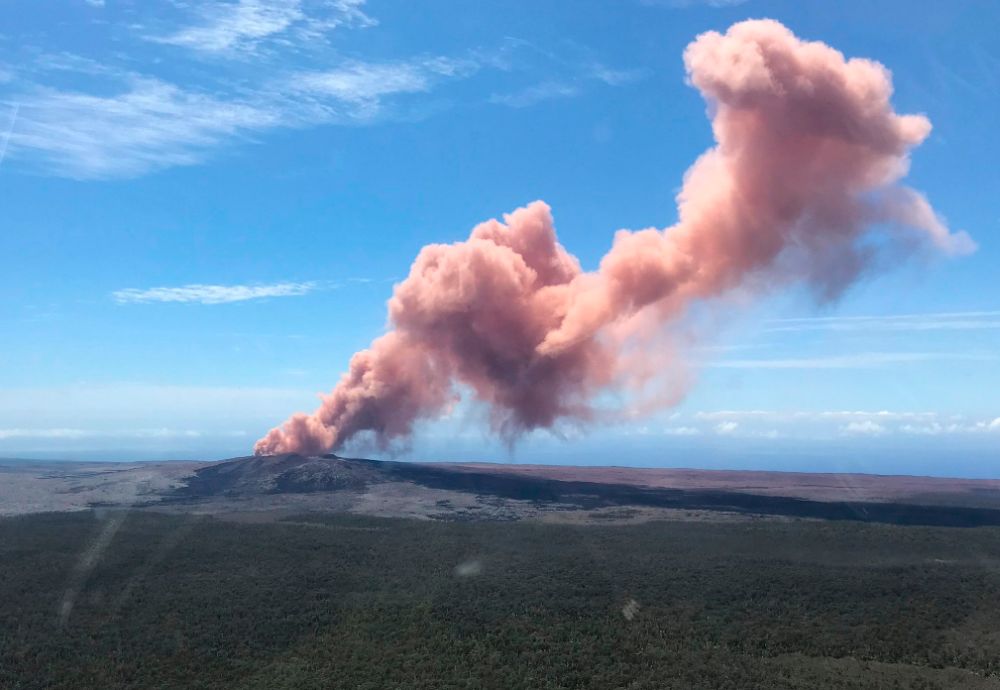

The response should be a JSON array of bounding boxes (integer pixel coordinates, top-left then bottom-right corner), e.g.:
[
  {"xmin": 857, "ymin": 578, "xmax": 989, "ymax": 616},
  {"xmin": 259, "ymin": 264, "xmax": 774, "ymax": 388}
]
[{"xmin": 255, "ymin": 19, "xmax": 973, "ymax": 456}]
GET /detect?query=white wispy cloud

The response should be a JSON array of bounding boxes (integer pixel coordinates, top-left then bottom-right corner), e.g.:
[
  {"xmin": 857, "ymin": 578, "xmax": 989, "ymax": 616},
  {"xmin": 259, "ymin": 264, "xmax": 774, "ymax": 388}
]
[
  {"xmin": 663, "ymin": 425, "xmax": 701, "ymax": 436},
  {"xmin": 490, "ymin": 61, "xmax": 640, "ymax": 108},
  {"xmin": 10, "ymin": 78, "xmax": 280, "ymax": 178},
  {"xmin": 0, "ymin": 428, "xmax": 91, "ymax": 440},
  {"xmin": 714, "ymin": 421, "xmax": 739, "ymax": 435},
  {"xmin": 764, "ymin": 310, "xmax": 1000, "ymax": 334},
  {"xmin": 696, "ymin": 410, "xmax": 940, "ymax": 423},
  {"xmin": 112, "ymin": 281, "xmax": 318, "ymax": 304},
  {"xmin": 2, "ymin": 2, "xmax": 400, "ymax": 178},
  {"xmin": 489, "ymin": 81, "xmax": 580, "ymax": 108},
  {"xmin": 640, "ymin": 0, "xmax": 749, "ymax": 7},
  {"xmin": 690, "ymin": 410, "xmax": 1000, "ymax": 440},
  {"xmin": 4, "ymin": 4, "xmax": 643, "ymax": 177},
  {"xmin": 709, "ymin": 420, "xmax": 783, "ymax": 438},
  {"xmin": 899, "ymin": 418, "xmax": 1000, "ymax": 435},
  {"xmin": 30, "ymin": 51, "xmax": 118, "ymax": 77},
  {"xmin": 0, "ymin": 103, "xmax": 18, "ymax": 168},
  {"xmin": 292, "ymin": 57, "xmax": 478, "ymax": 118},
  {"xmin": 711, "ymin": 351, "xmax": 994, "ymax": 370},
  {"xmin": 0, "ymin": 384, "xmax": 317, "ymax": 443},
  {"xmin": 590, "ymin": 65, "xmax": 644, "ymax": 86},
  {"xmin": 295, "ymin": 61, "xmax": 435, "ymax": 100},
  {"xmin": 7, "ymin": 49, "xmax": 493, "ymax": 177},
  {"xmin": 151, "ymin": 0, "xmax": 375, "ymax": 55},
  {"xmin": 7, "ymin": 53, "xmax": 474, "ymax": 177},
  {"xmin": 0, "ymin": 383, "xmax": 311, "ymax": 410},
  {"xmin": 841, "ymin": 420, "xmax": 886, "ymax": 436},
  {"xmin": 0, "ymin": 428, "xmax": 246, "ymax": 440}
]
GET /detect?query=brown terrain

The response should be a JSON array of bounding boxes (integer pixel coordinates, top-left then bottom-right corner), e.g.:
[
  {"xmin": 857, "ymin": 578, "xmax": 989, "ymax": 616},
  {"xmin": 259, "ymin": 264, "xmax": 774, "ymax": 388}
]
[
  {"xmin": 3, "ymin": 453, "xmax": 1000, "ymax": 526},
  {"xmin": 435, "ymin": 462, "xmax": 1000, "ymax": 506}
]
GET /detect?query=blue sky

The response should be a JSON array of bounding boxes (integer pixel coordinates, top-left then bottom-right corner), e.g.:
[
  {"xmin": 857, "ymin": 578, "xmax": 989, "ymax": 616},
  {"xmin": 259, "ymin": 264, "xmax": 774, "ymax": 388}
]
[{"xmin": 1, "ymin": 0, "xmax": 997, "ymax": 474}]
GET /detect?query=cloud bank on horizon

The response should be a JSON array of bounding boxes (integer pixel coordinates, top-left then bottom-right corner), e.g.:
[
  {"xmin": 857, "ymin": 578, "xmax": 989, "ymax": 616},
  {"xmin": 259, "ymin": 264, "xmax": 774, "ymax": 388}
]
[{"xmin": 254, "ymin": 19, "xmax": 974, "ymax": 457}]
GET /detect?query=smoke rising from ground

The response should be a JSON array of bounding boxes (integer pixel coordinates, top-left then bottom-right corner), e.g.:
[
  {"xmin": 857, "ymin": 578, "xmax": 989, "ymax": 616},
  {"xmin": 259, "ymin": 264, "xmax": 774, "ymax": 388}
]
[{"xmin": 254, "ymin": 19, "xmax": 973, "ymax": 456}]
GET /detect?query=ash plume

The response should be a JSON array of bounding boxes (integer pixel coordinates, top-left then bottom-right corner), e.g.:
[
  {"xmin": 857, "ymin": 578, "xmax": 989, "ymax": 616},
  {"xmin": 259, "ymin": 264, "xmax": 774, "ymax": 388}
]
[{"xmin": 255, "ymin": 19, "xmax": 973, "ymax": 457}]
